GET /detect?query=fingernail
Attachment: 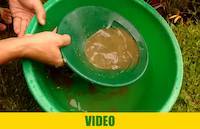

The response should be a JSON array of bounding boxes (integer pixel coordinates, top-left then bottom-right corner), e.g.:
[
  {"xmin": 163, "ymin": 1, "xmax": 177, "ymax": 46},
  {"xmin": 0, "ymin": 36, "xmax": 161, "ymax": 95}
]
[
  {"xmin": 63, "ymin": 34, "xmax": 71, "ymax": 41},
  {"xmin": 14, "ymin": 27, "xmax": 20, "ymax": 34},
  {"xmin": 42, "ymin": 14, "xmax": 46, "ymax": 24},
  {"xmin": 55, "ymin": 60, "xmax": 64, "ymax": 68},
  {"xmin": 53, "ymin": 27, "xmax": 57, "ymax": 33},
  {"xmin": 40, "ymin": 19, "xmax": 45, "ymax": 25},
  {"xmin": 63, "ymin": 35, "xmax": 71, "ymax": 45}
]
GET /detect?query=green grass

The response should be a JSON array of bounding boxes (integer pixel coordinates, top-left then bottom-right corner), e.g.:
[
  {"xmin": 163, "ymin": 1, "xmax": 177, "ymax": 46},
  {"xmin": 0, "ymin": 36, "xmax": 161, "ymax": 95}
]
[{"xmin": 171, "ymin": 22, "xmax": 200, "ymax": 112}]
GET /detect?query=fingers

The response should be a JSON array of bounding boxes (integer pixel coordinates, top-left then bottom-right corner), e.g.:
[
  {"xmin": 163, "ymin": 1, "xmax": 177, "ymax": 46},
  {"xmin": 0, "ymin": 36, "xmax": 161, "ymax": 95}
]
[
  {"xmin": 3, "ymin": 15, "xmax": 12, "ymax": 24},
  {"xmin": 13, "ymin": 17, "xmax": 21, "ymax": 35},
  {"xmin": 33, "ymin": 0, "xmax": 46, "ymax": 25},
  {"xmin": 3, "ymin": 8, "xmax": 11, "ymax": 17},
  {"xmin": 1, "ymin": 8, "xmax": 12, "ymax": 24},
  {"xmin": 3, "ymin": 8, "xmax": 11, "ymax": 13},
  {"xmin": 13, "ymin": 17, "xmax": 28, "ymax": 37},
  {"xmin": 57, "ymin": 34, "xmax": 71, "ymax": 47},
  {"xmin": 18, "ymin": 19, "xmax": 28, "ymax": 37},
  {"xmin": 55, "ymin": 58, "xmax": 65, "ymax": 68},
  {"xmin": 55, "ymin": 34, "xmax": 71, "ymax": 67},
  {"xmin": 0, "ymin": 23, "xmax": 6, "ymax": 31}
]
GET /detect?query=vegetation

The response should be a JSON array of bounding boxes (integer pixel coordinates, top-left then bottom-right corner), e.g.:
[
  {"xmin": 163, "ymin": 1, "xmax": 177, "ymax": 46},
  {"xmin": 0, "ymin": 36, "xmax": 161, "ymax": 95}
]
[{"xmin": 171, "ymin": 22, "xmax": 200, "ymax": 111}]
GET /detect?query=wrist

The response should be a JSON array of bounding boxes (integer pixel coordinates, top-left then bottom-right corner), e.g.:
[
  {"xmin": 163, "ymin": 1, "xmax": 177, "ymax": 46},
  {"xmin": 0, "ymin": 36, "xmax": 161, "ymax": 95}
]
[
  {"xmin": 0, "ymin": 37, "xmax": 28, "ymax": 63},
  {"xmin": 11, "ymin": 37, "xmax": 28, "ymax": 59},
  {"xmin": 16, "ymin": 36, "xmax": 35, "ymax": 58},
  {"xmin": 5, "ymin": 36, "xmax": 35, "ymax": 59}
]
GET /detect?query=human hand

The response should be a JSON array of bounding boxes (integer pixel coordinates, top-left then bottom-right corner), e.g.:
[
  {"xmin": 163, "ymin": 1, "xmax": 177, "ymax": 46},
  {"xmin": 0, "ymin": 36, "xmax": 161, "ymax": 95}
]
[
  {"xmin": 0, "ymin": 7, "xmax": 12, "ymax": 31},
  {"xmin": 21, "ymin": 32, "xmax": 71, "ymax": 67},
  {"xmin": 9, "ymin": 0, "xmax": 46, "ymax": 36}
]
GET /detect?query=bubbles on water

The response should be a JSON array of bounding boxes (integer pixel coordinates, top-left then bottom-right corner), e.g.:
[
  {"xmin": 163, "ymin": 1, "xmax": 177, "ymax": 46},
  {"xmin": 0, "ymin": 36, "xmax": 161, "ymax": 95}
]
[
  {"xmin": 68, "ymin": 98, "xmax": 86, "ymax": 112},
  {"xmin": 69, "ymin": 98, "xmax": 77, "ymax": 108},
  {"xmin": 56, "ymin": 86, "xmax": 62, "ymax": 90},
  {"xmin": 85, "ymin": 28, "xmax": 139, "ymax": 70}
]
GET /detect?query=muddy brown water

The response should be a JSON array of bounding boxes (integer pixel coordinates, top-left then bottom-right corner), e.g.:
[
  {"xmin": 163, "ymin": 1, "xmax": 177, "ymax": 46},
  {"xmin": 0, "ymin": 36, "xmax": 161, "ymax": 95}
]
[{"xmin": 85, "ymin": 28, "xmax": 139, "ymax": 70}]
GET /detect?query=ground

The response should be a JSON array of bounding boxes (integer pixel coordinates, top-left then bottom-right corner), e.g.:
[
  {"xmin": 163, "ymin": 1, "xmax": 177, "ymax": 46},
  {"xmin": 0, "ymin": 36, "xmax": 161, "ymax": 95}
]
[
  {"xmin": 171, "ymin": 22, "xmax": 200, "ymax": 112},
  {"xmin": 0, "ymin": 27, "xmax": 40, "ymax": 111},
  {"xmin": 0, "ymin": 2, "xmax": 199, "ymax": 112}
]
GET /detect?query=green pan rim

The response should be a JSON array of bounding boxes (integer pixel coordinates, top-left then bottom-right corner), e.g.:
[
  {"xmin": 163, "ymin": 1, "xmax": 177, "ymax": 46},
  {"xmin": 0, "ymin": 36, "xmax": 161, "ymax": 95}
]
[
  {"xmin": 59, "ymin": 6, "xmax": 149, "ymax": 87},
  {"xmin": 22, "ymin": 0, "xmax": 183, "ymax": 112}
]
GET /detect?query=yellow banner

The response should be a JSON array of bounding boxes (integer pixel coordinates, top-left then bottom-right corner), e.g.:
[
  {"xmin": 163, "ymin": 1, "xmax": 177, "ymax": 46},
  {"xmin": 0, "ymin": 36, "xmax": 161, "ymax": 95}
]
[{"xmin": 0, "ymin": 113, "xmax": 199, "ymax": 129}]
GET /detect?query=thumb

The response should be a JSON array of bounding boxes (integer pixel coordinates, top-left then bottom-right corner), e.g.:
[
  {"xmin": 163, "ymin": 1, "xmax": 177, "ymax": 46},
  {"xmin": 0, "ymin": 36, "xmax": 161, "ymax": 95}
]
[
  {"xmin": 33, "ymin": 0, "xmax": 46, "ymax": 25},
  {"xmin": 55, "ymin": 59, "xmax": 65, "ymax": 68},
  {"xmin": 57, "ymin": 34, "xmax": 71, "ymax": 47}
]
